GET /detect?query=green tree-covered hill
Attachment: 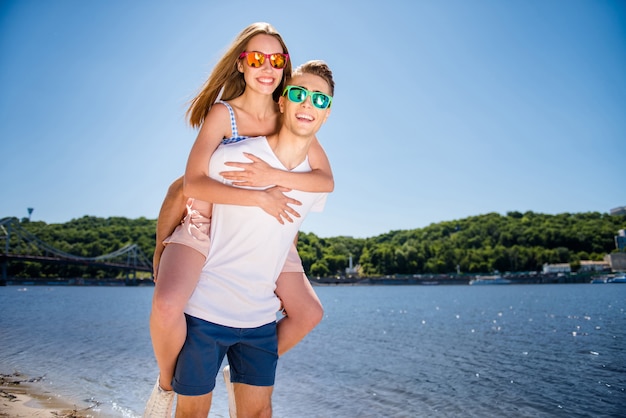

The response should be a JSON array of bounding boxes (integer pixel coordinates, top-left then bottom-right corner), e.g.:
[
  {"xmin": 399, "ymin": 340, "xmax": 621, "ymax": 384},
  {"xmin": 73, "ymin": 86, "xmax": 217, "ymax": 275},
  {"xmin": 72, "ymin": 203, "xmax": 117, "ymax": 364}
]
[{"xmin": 7, "ymin": 211, "xmax": 626, "ymax": 278}]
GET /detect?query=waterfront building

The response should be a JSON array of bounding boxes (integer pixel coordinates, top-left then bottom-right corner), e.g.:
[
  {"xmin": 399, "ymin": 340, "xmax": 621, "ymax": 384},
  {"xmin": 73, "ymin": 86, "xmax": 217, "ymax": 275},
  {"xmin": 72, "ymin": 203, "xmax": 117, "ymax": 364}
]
[
  {"xmin": 615, "ymin": 229, "xmax": 626, "ymax": 251},
  {"xmin": 579, "ymin": 260, "xmax": 610, "ymax": 272},
  {"xmin": 610, "ymin": 206, "xmax": 626, "ymax": 216},
  {"xmin": 542, "ymin": 263, "xmax": 571, "ymax": 274},
  {"xmin": 605, "ymin": 253, "xmax": 626, "ymax": 272}
]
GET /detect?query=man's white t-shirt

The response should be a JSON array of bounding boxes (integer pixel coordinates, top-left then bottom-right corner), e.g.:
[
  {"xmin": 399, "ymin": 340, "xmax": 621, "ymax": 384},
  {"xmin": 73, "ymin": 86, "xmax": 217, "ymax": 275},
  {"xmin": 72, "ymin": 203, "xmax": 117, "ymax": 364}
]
[{"xmin": 184, "ymin": 136, "xmax": 328, "ymax": 328}]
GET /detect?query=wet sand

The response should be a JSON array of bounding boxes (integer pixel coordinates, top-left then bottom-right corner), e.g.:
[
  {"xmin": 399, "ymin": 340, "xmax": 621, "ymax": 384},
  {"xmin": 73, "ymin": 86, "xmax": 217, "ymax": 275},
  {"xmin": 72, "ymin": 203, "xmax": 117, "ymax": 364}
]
[{"xmin": 0, "ymin": 372, "xmax": 94, "ymax": 418}]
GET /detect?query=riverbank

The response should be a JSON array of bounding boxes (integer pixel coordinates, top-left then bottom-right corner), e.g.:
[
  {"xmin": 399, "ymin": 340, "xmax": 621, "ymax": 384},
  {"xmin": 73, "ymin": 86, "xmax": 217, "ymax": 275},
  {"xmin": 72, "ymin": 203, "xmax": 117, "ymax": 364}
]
[
  {"xmin": 0, "ymin": 372, "xmax": 95, "ymax": 417},
  {"xmin": 310, "ymin": 271, "xmax": 611, "ymax": 285},
  {"xmin": 4, "ymin": 271, "xmax": 613, "ymax": 287}
]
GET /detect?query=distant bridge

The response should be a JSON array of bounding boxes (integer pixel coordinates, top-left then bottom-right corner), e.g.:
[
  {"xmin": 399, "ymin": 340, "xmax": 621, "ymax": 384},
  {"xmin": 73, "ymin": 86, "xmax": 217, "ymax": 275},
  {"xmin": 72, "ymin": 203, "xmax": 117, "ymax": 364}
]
[{"xmin": 0, "ymin": 217, "xmax": 153, "ymax": 283}]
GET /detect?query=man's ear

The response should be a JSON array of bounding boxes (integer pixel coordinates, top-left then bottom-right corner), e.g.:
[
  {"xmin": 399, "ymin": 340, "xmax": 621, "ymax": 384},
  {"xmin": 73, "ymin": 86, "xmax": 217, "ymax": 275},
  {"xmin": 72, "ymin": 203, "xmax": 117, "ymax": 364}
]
[{"xmin": 278, "ymin": 96, "xmax": 285, "ymax": 113}]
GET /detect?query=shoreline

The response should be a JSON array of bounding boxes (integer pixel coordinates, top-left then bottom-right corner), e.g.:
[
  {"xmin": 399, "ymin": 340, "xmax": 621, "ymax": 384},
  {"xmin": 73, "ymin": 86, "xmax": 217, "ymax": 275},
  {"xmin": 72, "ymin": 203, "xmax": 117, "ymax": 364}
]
[{"xmin": 0, "ymin": 372, "xmax": 95, "ymax": 418}]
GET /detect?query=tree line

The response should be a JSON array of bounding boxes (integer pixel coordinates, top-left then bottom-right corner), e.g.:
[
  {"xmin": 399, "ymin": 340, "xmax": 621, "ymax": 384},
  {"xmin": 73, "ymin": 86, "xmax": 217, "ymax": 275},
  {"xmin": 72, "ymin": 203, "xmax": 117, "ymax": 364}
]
[{"xmin": 6, "ymin": 211, "xmax": 626, "ymax": 279}]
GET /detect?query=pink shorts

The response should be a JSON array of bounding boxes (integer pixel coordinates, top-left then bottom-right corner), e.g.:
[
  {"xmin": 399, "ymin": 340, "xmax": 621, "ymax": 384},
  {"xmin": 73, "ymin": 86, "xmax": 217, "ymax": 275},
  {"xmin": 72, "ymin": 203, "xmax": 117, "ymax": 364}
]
[
  {"xmin": 283, "ymin": 242, "xmax": 304, "ymax": 273},
  {"xmin": 163, "ymin": 198, "xmax": 212, "ymax": 257},
  {"xmin": 163, "ymin": 198, "xmax": 304, "ymax": 274}
]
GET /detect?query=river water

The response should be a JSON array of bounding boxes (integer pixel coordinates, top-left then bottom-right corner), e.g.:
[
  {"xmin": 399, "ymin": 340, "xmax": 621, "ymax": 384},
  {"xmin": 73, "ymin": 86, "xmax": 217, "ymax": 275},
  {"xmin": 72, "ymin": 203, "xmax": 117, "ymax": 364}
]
[{"xmin": 0, "ymin": 283, "xmax": 624, "ymax": 417}]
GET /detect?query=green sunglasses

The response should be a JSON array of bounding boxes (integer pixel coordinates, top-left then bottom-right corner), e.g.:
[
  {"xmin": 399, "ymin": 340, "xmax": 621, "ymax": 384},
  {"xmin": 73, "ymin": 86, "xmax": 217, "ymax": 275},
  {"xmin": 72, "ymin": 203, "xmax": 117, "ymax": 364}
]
[{"xmin": 282, "ymin": 85, "xmax": 333, "ymax": 110}]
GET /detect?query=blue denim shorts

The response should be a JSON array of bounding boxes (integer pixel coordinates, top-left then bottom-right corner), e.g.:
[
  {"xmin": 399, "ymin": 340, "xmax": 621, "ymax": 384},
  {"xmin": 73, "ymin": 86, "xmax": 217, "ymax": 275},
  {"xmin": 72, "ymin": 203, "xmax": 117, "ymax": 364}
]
[{"xmin": 172, "ymin": 314, "xmax": 278, "ymax": 396}]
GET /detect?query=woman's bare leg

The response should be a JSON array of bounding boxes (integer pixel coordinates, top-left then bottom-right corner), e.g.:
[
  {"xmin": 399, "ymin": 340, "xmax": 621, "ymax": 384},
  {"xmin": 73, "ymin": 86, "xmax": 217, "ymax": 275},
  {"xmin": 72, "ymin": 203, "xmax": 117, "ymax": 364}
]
[
  {"xmin": 150, "ymin": 243, "xmax": 205, "ymax": 390},
  {"xmin": 275, "ymin": 272, "xmax": 323, "ymax": 356}
]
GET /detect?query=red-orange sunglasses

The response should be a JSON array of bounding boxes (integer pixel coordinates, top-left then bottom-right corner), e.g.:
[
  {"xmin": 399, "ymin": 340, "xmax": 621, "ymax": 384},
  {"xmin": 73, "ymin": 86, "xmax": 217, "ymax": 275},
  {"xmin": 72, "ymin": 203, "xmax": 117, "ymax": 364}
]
[{"xmin": 239, "ymin": 51, "xmax": 289, "ymax": 69}]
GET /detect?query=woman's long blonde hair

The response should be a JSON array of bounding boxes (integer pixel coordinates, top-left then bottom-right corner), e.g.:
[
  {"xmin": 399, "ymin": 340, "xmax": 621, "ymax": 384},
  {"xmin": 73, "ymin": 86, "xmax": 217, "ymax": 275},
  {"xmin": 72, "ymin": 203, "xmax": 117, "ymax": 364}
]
[{"xmin": 186, "ymin": 22, "xmax": 292, "ymax": 129}]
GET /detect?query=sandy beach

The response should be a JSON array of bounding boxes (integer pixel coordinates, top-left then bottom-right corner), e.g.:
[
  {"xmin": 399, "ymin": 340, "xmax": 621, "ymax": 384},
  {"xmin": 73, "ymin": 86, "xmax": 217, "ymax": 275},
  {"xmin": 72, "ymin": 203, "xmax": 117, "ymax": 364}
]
[{"xmin": 0, "ymin": 372, "xmax": 95, "ymax": 418}]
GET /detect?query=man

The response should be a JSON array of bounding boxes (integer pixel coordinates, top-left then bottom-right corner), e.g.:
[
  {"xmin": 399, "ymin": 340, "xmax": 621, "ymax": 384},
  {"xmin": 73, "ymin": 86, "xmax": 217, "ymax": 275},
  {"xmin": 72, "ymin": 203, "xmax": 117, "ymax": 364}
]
[{"xmin": 172, "ymin": 60, "xmax": 335, "ymax": 418}]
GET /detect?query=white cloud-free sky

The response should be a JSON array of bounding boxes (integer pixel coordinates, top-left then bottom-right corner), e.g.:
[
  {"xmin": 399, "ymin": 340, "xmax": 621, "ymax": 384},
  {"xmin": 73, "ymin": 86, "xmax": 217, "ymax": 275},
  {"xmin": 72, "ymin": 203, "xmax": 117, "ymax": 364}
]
[{"xmin": 1, "ymin": 0, "xmax": 625, "ymax": 238}]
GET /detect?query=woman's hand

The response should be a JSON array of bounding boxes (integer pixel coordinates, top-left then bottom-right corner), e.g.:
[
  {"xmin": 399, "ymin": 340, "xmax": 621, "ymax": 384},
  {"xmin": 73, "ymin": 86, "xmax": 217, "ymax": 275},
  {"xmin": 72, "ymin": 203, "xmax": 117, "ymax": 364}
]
[
  {"xmin": 259, "ymin": 186, "xmax": 302, "ymax": 224},
  {"xmin": 220, "ymin": 153, "xmax": 276, "ymax": 187}
]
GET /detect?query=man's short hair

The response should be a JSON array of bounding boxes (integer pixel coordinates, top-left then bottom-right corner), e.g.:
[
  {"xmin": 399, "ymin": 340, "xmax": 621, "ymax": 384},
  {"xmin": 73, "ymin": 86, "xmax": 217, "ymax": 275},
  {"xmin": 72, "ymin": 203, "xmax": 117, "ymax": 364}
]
[{"xmin": 292, "ymin": 60, "xmax": 335, "ymax": 96}]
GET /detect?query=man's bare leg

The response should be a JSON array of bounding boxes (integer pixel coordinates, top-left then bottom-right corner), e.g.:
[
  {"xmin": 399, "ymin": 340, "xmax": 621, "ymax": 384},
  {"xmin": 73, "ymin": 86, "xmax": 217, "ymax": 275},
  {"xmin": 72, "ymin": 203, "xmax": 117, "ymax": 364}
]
[
  {"xmin": 175, "ymin": 392, "xmax": 213, "ymax": 418},
  {"xmin": 234, "ymin": 384, "xmax": 273, "ymax": 418}
]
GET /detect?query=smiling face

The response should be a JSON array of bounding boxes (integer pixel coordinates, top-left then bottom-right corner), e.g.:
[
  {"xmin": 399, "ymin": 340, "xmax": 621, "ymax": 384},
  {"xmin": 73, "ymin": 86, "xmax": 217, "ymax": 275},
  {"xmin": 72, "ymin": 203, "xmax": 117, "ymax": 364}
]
[
  {"xmin": 237, "ymin": 34, "xmax": 286, "ymax": 97},
  {"xmin": 279, "ymin": 72, "xmax": 332, "ymax": 139}
]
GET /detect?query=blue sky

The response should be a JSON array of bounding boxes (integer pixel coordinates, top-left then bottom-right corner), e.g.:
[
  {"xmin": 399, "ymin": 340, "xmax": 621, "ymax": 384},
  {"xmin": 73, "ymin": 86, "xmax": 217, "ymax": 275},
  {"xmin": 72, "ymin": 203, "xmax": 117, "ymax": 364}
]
[{"xmin": 1, "ymin": 0, "xmax": 625, "ymax": 239}]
